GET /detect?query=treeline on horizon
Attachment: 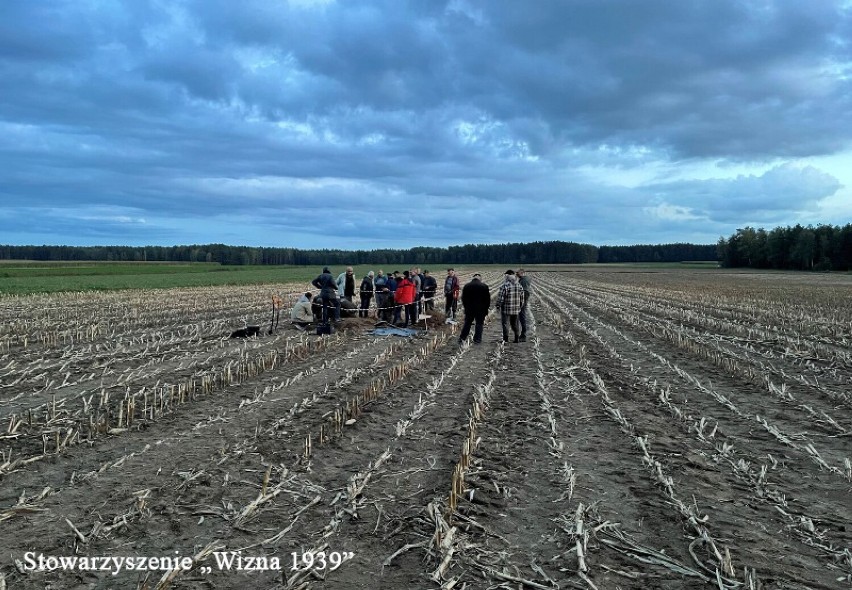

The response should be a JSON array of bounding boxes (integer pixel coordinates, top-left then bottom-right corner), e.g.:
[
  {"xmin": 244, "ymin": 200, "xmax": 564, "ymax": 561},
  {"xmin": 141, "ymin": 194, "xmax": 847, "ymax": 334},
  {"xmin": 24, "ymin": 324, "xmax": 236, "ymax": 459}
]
[
  {"xmin": 717, "ymin": 223, "xmax": 852, "ymax": 271},
  {"xmin": 0, "ymin": 241, "xmax": 715, "ymax": 266}
]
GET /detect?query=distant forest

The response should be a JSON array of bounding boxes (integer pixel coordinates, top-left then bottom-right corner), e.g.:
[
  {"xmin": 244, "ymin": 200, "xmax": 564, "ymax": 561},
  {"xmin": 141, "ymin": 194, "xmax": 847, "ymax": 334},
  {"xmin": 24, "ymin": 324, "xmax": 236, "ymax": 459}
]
[
  {"xmin": 717, "ymin": 223, "xmax": 852, "ymax": 271},
  {"xmin": 0, "ymin": 241, "xmax": 715, "ymax": 266},
  {"xmin": 6, "ymin": 226, "xmax": 850, "ymax": 270}
]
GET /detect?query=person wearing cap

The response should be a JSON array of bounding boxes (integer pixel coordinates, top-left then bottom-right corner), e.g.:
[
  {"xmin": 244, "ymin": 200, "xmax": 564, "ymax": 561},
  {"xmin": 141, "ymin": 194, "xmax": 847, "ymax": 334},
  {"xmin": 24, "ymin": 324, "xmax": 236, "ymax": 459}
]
[
  {"xmin": 359, "ymin": 271, "xmax": 375, "ymax": 318},
  {"xmin": 517, "ymin": 268, "xmax": 532, "ymax": 341},
  {"xmin": 459, "ymin": 273, "xmax": 490, "ymax": 345},
  {"xmin": 444, "ymin": 268, "xmax": 460, "ymax": 323},
  {"xmin": 311, "ymin": 267, "xmax": 341, "ymax": 323},
  {"xmin": 422, "ymin": 270, "xmax": 437, "ymax": 311},
  {"xmin": 496, "ymin": 269, "xmax": 524, "ymax": 343}
]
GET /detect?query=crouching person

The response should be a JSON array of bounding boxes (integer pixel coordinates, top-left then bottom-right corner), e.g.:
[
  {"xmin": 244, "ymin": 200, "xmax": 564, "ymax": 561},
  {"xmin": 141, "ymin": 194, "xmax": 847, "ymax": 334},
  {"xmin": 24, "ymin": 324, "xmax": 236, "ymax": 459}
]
[{"xmin": 291, "ymin": 292, "xmax": 314, "ymax": 330}]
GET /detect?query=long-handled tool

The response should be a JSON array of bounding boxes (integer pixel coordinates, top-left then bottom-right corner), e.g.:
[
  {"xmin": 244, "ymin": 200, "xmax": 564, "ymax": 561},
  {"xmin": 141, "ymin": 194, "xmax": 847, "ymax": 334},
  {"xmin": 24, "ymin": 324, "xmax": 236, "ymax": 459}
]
[{"xmin": 268, "ymin": 294, "xmax": 282, "ymax": 334}]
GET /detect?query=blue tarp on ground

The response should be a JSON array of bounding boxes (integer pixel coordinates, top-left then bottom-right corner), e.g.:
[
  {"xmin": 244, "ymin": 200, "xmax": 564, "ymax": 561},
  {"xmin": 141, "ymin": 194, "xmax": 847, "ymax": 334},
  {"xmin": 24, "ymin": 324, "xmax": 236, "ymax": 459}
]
[{"xmin": 370, "ymin": 327, "xmax": 420, "ymax": 337}]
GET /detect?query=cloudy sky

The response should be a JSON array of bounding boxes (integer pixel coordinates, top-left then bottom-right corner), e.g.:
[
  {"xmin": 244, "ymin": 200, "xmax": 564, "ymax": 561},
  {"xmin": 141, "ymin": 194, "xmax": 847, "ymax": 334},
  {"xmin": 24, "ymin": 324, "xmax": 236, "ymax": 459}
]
[{"xmin": 1, "ymin": 0, "xmax": 851, "ymax": 249}]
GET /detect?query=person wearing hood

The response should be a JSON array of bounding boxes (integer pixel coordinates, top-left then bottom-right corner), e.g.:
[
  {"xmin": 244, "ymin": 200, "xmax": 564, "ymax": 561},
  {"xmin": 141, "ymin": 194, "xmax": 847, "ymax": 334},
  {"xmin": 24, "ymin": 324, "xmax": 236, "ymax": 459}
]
[
  {"xmin": 359, "ymin": 271, "xmax": 375, "ymax": 318},
  {"xmin": 496, "ymin": 270, "xmax": 524, "ymax": 343},
  {"xmin": 311, "ymin": 267, "xmax": 340, "ymax": 323},
  {"xmin": 290, "ymin": 292, "xmax": 314, "ymax": 330}
]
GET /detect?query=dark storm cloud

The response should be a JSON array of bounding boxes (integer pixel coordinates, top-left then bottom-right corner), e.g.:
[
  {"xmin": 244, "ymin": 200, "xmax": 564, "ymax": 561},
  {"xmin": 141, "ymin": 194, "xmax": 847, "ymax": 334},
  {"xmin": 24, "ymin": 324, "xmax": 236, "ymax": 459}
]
[
  {"xmin": 645, "ymin": 163, "xmax": 843, "ymax": 224},
  {"xmin": 0, "ymin": 0, "xmax": 849, "ymax": 247}
]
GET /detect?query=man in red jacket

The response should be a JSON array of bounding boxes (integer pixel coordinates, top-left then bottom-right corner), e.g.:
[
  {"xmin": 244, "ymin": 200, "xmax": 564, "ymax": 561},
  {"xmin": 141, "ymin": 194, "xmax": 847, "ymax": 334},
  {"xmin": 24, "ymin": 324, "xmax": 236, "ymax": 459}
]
[{"xmin": 395, "ymin": 270, "xmax": 417, "ymax": 328}]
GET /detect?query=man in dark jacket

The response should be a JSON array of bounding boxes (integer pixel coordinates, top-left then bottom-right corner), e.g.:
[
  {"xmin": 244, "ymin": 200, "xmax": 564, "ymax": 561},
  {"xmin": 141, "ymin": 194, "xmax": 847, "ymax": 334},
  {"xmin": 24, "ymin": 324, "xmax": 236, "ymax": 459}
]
[
  {"xmin": 311, "ymin": 267, "xmax": 341, "ymax": 323},
  {"xmin": 517, "ymin": 268, "xmax": 532, "ymax": 341},
  {"xmin": 359, "ymin": 271, "xmax": 374, "ymax": 318},
  {"xmin": 421, "ymin": 270, "xmax": 438, "ymax": 311},
  {"xmin": 381, "ymin": 272, "xmax": 398, "ymax": 323},
  {"xmin": 459, "ymin": 273, "xmax": 491, "ymax": 344},
  {"xmin": 374, "ymin": 270, "xmax": 388, "ymax": 317},
  {"xmin": 337, "ymin": 267, "xmax": 356, "ymax": 301}
]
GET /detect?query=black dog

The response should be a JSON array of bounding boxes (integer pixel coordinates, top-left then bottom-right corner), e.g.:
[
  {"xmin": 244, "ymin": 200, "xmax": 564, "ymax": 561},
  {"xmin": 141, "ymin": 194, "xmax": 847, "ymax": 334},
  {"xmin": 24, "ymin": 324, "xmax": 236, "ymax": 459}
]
[{"xmin": 230, "ymin": 325, "xmax": 261, "ymax": 338}]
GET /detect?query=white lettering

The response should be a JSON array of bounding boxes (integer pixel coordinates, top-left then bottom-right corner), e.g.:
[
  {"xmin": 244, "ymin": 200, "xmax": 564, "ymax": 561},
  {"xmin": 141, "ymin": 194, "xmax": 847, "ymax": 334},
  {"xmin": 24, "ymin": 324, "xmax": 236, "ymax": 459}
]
[
  {"xmin": 23, "ymin": 552, "xmax": 37, "ymax": 571},
  {"xmin": 214, "ymin": 551, "xmax": 238, "ymax": 570}
]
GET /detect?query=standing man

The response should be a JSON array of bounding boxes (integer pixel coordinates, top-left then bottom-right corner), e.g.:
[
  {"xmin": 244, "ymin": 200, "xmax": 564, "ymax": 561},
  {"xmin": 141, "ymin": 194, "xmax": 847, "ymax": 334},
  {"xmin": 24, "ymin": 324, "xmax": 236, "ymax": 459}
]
[
  {"xmin": 414, "ymin": 267, "xmax": 425, "ymax": 314},
  {"xmin": 337, "ymin": 267, "xmax": 356, "ymax": 302},
  {"xmin": 496, "ymin": 270, "xmax": 524, "ymax": 343},
  {"xmin": 422, "ymin": 270, "xmax": 437, "ymax": 311},
  {"xmin": 459, "ymin": 273, "xmax": 490, "ymax": 345},
  {"xmin": 443, "ymin": 268, "xmax": 460, "ymax": 323},
  {"xmin": 374, "ymin": 270, "xmax": 388, "ymax": 318},
  {"xmin": 311, "ymin": 267, "xmax": 341, "ymax": 323},
  {"xmin": 517, "ymin": 268, "xmax": 532, "ymax": 342},
  {"xmin": 409, "ymin": 267, "xmax": 421, "ymax": 323},
  {"xmin": 359, "ymin": 271, "xmax": 375, "ymax": 318},
  {"xmin": 384, "ymin": 271, "xmax": 399, "ymax": 323}
]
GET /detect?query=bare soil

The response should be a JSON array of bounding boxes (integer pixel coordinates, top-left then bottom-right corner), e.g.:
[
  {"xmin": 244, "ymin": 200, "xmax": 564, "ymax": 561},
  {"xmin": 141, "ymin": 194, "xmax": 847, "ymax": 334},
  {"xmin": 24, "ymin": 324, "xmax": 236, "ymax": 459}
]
[{"xmin": 0, "ymin": 270, "xmax": 850, "ymax": 589}]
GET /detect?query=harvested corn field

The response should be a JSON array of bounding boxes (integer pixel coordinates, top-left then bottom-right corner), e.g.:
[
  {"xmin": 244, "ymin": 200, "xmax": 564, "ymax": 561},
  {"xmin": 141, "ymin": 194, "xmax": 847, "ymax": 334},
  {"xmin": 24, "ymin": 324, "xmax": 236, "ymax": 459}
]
[{"xmin": 0, "ymin": 268, "xmax": 850, "ymax": 589}]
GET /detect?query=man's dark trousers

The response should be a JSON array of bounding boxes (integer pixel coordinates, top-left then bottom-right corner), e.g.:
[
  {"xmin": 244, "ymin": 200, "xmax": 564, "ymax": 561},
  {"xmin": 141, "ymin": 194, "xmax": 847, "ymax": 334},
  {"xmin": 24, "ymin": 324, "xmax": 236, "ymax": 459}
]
[
  {"xmin": 321, "ymin": 296, "xmax": 341, "ymax": 322},
  {"xmin": 460, "ymin": 312, "xmax": 486, "ymax": 343}
]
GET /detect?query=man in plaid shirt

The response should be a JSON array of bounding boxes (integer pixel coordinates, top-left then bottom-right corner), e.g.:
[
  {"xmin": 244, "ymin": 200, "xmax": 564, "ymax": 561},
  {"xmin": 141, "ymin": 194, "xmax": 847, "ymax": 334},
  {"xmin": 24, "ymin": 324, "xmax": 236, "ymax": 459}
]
[{"xmin": 496, "ymin": 270, "xmax": 524, "ymax": 343}]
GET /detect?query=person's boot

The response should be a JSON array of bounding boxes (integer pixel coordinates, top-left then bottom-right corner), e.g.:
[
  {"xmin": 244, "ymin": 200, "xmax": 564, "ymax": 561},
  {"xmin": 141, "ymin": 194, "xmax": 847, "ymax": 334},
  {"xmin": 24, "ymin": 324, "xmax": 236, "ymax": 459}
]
[
  {"xmin": 518, "ymin": 333, "xmax": 526, "ymax": 342},
  {"xmin": 513, "ymin": 334, "xmax": 519, "ymax": 343}
]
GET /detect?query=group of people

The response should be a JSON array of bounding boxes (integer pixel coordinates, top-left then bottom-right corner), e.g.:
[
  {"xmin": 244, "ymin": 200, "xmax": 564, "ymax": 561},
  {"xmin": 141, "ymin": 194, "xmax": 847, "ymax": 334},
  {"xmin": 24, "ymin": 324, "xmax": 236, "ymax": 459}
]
[
  {"xmin": 457, "ymin": 268, "xmax": 531, "ymax": 344},
  {"xmin": 291, "ymin": 266, "xmax": 532, "ymax": 343},
  {"xmin": 302, "ymin": 266, "xmax": 439, "ymax": 327}
]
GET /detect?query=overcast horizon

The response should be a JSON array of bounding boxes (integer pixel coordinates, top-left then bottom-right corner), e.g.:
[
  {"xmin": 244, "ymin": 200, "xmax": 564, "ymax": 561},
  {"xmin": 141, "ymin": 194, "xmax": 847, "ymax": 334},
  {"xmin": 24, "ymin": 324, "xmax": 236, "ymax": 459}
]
[{"xmin": 2, "ymin": 1, "xmax": 851, "ymax": 249}]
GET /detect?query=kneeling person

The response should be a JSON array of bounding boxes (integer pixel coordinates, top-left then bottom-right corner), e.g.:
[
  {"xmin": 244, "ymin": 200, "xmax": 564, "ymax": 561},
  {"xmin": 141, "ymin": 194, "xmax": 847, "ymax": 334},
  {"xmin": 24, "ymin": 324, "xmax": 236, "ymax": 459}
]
[{"xmin": 291, "ymin": 292, "xmax": 315, "ymax": 330}]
